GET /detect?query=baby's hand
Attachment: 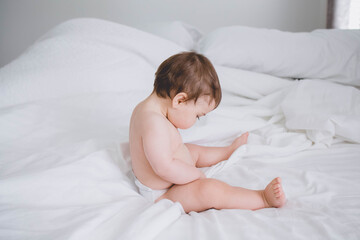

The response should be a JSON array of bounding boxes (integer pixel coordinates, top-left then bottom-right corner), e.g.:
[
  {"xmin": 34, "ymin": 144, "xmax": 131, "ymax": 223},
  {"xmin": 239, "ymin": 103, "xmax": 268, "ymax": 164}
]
[{"xmin": 231, "ymin": 132, "xmax": 249, "ymax": 150}]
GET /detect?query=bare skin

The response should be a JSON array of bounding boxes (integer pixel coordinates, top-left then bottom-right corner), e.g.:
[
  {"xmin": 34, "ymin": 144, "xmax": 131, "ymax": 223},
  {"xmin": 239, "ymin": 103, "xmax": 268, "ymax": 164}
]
[{"xmin": 129, "ymin": 92, "xmax": 286, "ymax": 213}]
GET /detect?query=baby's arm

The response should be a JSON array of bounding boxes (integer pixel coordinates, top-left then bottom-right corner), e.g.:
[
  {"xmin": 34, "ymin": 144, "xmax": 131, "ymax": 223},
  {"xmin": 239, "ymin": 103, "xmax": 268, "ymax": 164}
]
[
  {"xmin": 186, "ymin": 132, "xmax": 249, "ymax": 168},
  {"xmin": 142, "ymin": 116, "xmax": 204, "ymax": 184},
  {"xmin": 186, "ymin": 144, "xmax": 235, "ymax": 168}
]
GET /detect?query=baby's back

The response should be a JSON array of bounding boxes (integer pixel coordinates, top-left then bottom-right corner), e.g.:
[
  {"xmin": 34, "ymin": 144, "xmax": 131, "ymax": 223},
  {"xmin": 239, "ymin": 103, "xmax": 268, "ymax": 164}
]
[{"xmin": 129, "ymin": 101, "xmax": 180, "ymax": 190}]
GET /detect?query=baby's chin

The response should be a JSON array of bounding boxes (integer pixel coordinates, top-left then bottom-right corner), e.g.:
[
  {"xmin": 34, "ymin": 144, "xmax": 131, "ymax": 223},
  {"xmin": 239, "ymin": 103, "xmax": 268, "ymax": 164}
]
[
  {"xmin": 174, "ymin": 125, "xmax": 193, "ymax": 130},
  {"xmin": 171, "ymin": 120, "xmax": 195, "ymax": 130}
]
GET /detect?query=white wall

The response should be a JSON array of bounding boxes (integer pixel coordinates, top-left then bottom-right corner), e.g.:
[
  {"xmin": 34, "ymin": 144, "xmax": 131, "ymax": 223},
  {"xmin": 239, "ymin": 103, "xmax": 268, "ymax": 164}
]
[{"xmin": 0, "ymin": 0, "xmax": 327, "ymax": 68}]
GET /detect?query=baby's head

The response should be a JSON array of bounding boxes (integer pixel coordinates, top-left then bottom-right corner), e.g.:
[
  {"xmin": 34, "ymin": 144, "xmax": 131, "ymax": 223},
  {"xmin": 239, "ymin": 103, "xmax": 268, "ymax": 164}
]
[
  {"xmin": 154, "ymin": 51, "xmax": 221, "ymax": 107},
  {"xmin": 153, "ymin": 52, "xmax": 221, "ymax": 129}
]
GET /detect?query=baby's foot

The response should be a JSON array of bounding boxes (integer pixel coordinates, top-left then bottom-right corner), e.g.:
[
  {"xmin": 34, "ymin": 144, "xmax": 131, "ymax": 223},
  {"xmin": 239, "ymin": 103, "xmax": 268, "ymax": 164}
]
[
  {"xmin": 262, "ymin": 177, "xmax": 286, "ymax": 208},
  {"xmin": 231, "ymin": 132, "xmax": 249, "ymax": 149}
]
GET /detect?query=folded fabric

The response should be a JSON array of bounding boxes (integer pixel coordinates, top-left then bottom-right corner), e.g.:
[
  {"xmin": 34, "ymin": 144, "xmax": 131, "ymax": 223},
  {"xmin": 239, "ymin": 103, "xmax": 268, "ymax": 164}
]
[{"xmin": 281, "ymin": 80, "xmax": 360, "ymax": 145}]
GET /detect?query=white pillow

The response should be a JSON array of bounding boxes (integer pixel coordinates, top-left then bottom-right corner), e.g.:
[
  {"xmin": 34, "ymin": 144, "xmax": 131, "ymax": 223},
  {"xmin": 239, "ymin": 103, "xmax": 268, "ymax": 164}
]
[
  {"xmin": 138, "ymin": 21, "xmax": 202, "ymax": 50},
  {"xmin": 197, "ymin": 26, "xmax": 360, "ymax": 86},
  {"xmin": 0, "ymin": 18, "xmax": 185, "ymax": 108},
  {"xmin": 215, "ymin": 65, "xmax": 293, "ymax": 100}
]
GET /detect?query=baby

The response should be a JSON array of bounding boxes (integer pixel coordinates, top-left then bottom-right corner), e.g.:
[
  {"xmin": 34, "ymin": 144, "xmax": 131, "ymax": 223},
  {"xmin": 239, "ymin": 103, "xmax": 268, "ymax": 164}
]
[{"xmin": 129, "ymin": 52, "xmax": 285, "ymax": 213}]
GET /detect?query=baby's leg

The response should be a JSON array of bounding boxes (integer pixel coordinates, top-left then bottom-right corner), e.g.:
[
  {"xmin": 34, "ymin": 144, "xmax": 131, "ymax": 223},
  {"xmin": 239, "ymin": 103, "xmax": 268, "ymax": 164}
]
[{"xmin": 156, "ymin": 177, "xmax": 285, "ymax": 213}]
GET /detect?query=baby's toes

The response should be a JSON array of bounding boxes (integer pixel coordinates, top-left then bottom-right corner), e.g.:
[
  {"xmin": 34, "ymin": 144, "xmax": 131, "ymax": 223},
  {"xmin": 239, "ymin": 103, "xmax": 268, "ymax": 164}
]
[
  {"xmin": 275, "ymin": 191, "xmax": 282, "ymax": 198},
  {"xmin": 273, "ymin": 183, "xmax": 281, "ymax": 190}
]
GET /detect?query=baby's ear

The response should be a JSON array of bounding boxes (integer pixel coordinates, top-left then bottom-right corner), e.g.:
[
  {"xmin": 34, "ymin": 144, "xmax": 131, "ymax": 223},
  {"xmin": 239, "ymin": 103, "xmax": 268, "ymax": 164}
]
[{"xmin": 172, "ymin": 92, "xmax": 188, "ymax": 108}]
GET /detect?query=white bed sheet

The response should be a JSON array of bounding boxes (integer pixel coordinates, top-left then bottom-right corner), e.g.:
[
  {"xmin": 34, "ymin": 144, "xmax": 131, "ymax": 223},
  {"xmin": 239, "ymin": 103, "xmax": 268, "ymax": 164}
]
[{"xmin": 0, "ymin": 18, "xmax": 360, "ymax": 240}]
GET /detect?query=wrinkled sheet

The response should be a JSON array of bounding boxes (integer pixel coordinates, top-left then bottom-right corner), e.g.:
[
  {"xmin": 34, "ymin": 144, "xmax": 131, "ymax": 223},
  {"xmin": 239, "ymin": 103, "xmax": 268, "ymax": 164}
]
[
  {"xmin": 1, "ymin": 79, "xmax": 359, "ymax": 240},
  {"xmin": 1, "ymin": 18, "xmax": 360, "ymax": 240}
]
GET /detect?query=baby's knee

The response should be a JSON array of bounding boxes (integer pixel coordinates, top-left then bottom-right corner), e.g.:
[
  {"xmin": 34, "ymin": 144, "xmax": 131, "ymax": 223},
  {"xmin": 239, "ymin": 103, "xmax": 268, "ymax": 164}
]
[{"xmin": 197, "ymin": 179, "xmax": 227, "ymax": 206}]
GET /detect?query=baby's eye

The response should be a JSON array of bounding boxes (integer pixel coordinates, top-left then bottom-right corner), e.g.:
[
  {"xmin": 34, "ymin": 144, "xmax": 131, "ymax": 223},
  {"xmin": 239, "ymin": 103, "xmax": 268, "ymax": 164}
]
[{"xmin": 197, "ymin": 116, "xmax": 200, "ymax": 120}]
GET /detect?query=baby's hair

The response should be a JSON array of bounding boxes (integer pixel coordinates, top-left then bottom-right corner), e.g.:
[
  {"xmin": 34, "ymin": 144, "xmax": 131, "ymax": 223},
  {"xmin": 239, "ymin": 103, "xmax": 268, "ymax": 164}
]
[{"xmin": 153, "ymin": 52, "xmax": 221, "ymax": 108}]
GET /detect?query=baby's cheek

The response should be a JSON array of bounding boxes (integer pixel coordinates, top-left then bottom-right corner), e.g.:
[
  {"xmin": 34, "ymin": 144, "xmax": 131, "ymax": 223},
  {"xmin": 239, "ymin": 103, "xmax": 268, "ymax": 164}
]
[
  {"xmin": 179, "ymin": 117, "xmax": 196, "ymax": 129},
  {"xmin": 188, "ymin": 117, "xmax": 197, "ymax": 128}
]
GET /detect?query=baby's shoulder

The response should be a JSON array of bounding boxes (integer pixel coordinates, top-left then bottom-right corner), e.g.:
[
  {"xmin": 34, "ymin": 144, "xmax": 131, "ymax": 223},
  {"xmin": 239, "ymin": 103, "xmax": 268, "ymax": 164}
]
[
  {"xmin": 132, "ymin": 107, "xmax": 168, "ymax": 129},
  {"xmin": 137, "ymin": 113, "xmax": 172, "ymax": 141},
  {"xmin": 142, "ymin": 111, "xmax": 169, "ymax": 129}
]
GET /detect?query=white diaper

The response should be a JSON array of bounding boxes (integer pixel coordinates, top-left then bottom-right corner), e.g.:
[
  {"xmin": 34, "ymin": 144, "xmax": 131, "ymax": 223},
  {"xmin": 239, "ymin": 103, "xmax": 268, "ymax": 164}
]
[{"xmin": 135, "ymin": 178, "xmax": 168, "ymax": 202}]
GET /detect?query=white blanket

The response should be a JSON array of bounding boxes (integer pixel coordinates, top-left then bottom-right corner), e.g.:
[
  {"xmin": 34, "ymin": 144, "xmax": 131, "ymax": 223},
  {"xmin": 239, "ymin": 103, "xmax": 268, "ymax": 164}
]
[{"xmin": 0, "ymin": 18, "xmax": 359, "ymax": 240}]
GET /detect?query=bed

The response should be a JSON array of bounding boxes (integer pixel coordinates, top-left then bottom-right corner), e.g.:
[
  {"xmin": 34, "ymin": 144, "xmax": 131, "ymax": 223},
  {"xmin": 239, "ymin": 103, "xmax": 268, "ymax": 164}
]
[{"xmin": 0, "ymin": 18, "xmax": 359, "ymax": 240}]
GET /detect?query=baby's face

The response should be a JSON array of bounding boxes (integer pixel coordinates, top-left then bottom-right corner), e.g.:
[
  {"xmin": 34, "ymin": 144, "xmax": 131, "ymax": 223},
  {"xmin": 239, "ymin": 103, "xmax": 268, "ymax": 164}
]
[{"xmin": 168, "ymin": 96, "xmax": 216, "ymax": 129}]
